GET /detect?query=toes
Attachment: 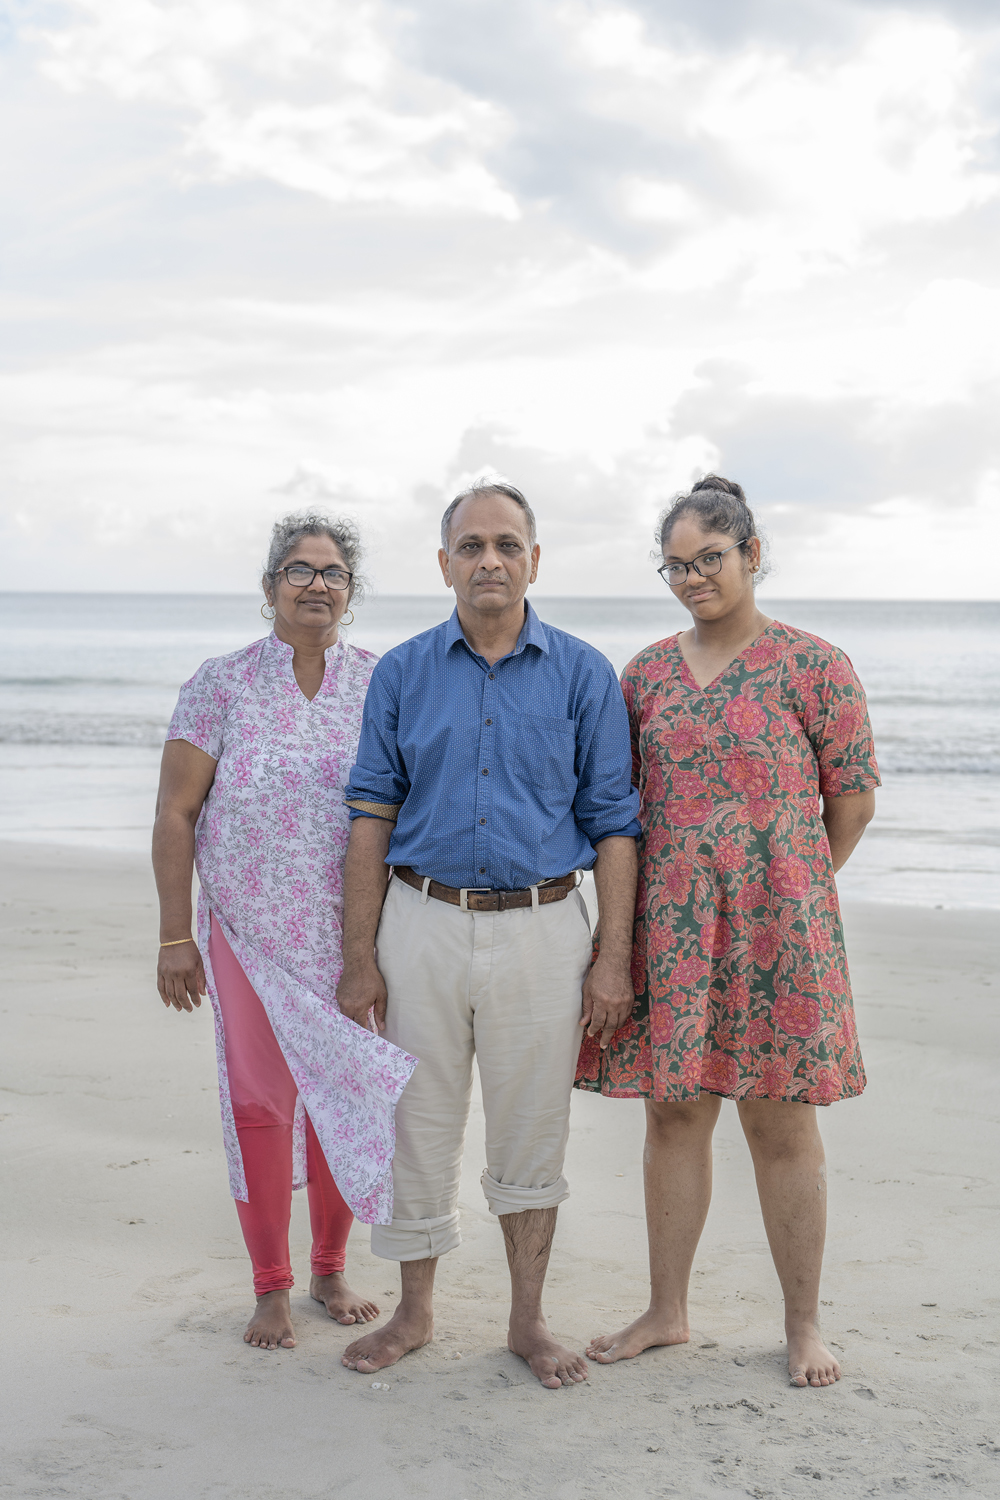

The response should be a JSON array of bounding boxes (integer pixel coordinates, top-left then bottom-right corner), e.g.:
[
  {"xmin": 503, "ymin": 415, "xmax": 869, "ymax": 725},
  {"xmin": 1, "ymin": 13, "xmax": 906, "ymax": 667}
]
[{"xmin": 337, "ymin": 1314, "xmax": 358, "ymax": 1325}]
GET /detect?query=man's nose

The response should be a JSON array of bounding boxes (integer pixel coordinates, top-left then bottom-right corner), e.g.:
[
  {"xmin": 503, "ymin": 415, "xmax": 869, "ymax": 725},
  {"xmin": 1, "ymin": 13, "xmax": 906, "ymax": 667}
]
[{"xmin": 480, "ymin": 545, "xmax": 505, "ymax": 572}]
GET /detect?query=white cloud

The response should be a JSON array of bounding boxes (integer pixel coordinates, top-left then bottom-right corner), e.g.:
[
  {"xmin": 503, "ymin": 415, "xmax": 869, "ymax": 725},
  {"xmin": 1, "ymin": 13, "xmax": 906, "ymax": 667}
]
[
  {"xmin": 1, "ymin": 0, "xmax": 999, "ymax": 598},
  {"xmin": 40, "ymin": 0, "xmax": 519, "ymax": 218}
]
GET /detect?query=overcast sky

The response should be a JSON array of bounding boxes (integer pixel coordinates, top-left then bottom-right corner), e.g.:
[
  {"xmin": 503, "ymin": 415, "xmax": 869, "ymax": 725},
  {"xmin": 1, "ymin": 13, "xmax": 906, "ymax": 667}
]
[{"xmin": 2, "ymin": 0, "xmax": 999, "ymax": 597}]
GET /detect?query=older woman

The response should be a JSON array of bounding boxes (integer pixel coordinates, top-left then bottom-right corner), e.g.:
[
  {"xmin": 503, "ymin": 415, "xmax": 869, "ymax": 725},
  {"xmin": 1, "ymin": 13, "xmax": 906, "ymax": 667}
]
[
  {"xmin": 578, "ymin": 476, "xmax": 878, "ymax": 1389},
  {"xmin": 152, "ymin": 512, "xmax": 415, "ymax": 1351}
]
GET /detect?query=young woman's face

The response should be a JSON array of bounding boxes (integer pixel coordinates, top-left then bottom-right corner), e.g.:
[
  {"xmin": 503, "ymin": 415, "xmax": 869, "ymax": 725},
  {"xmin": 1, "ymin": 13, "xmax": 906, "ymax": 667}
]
[{"xmin": 661, "ymin": 515, "xmax": 760, "ymax": 622}]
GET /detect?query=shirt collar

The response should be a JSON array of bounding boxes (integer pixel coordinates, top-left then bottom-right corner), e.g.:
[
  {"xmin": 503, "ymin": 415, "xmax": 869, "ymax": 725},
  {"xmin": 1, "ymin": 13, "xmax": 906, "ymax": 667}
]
[{"xmin": 445, "ymin": 600, "xmax": 549, "ymax": 659}]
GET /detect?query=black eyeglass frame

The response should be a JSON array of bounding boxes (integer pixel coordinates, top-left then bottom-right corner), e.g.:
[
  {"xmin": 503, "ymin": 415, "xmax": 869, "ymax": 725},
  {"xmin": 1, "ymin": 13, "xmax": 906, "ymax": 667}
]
[
  {"xmin": 657, "ymin": 538, "xmax": 749, "ymax": 587},
  {"xmin": 276, "ymin": 564, "xmax": 354, "ymax": 591}
]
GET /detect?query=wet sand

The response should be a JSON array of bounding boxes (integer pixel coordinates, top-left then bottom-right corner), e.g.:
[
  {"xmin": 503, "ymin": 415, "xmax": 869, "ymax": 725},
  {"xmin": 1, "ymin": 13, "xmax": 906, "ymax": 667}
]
[{"xmin": 2, "ymin": 841, "xmax": 998, "ymax": 1498}]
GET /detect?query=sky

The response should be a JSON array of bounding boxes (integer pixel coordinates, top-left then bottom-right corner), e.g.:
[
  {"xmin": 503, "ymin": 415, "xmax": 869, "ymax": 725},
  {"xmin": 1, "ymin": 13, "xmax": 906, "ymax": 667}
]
[{"xmin": 2, "ymin": 0, "xmax": 999, "ymax": 598}]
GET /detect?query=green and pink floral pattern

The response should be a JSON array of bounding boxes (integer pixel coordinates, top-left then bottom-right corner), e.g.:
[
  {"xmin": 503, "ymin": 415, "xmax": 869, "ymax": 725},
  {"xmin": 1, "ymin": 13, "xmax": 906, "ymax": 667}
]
[{"xmin": 576, "ymin": 622, "xmax": 879, "ymax": 1106}]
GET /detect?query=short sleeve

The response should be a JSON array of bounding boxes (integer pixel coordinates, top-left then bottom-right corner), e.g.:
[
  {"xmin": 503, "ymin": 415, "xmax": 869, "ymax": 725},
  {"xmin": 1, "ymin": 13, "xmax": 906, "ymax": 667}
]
[
  {"xmin": 619, "ymin": 662, "xmax": 642, "ymax": 792},
  {"xmin": 797, "ymin": 644, "xmax": 881, "ymax": 797},
  {"xmin": 167, "ymin": 660, "xmax": 230, "ymax": 760}
]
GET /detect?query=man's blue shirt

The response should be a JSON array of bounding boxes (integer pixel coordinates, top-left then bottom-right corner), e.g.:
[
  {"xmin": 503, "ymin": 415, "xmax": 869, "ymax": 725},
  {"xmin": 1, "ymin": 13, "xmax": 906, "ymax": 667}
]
[{"xmin": 344, "ymin": 602, "xmax": 640, "ymax": 889}]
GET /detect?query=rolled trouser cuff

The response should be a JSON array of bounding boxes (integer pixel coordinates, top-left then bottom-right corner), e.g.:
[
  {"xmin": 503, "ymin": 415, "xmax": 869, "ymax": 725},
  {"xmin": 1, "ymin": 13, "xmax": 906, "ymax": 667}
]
[
  {"xmin": 481, "ymin": 1169, "xmax": 570, "ymax": 1216},
  {"xmin": 370, "ymin": 1211, "xmax": 461, "ymax": 1262}
]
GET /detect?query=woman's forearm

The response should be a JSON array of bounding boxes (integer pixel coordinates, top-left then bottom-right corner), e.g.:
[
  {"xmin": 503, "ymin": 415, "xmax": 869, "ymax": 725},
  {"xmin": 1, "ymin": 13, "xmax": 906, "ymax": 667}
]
[
  {"xmin": 821, "ymin": 790, "xmax": 876, "ymax": 873},
  {"xmin": 152, "ymin": 809, "xmax": 199, "ymax": 940}
]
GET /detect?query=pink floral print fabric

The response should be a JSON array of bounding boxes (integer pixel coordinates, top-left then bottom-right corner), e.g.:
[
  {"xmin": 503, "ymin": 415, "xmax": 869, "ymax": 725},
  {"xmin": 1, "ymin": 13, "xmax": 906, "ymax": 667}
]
[
  {"xmin": 168, "ymin": 631, "xmax": 416, "ymax": 1224},
  {"xmin": 576, "ymin": 622, "xmax": 879, "ymax": 1106}
]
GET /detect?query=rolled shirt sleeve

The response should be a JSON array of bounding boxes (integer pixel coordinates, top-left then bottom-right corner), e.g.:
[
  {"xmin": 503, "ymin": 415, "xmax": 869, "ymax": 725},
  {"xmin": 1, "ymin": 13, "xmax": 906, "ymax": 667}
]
[
  {"xmin": 572, "ymin": 657, "xmax": 641, "ymax": 844},
  {"xmin": 345, "ymin": 655, "xmax": 410, "ymax": 822}
]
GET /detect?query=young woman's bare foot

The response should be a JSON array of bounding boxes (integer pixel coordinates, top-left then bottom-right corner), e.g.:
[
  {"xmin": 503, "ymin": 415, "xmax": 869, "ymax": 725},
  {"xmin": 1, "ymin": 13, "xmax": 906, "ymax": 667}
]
[
  {"xmin": 341, "ymin": 1306, "xmax": 433, "ymax": 1372},
  {"xmin": 787, "ymin": 1321, "xmax": 841, "ymax": 1387},
  {"xmin": 586, "ymin": 1307, "xmax": 690, "ymax": 1363},
  {"xmin": 508, "ymin": 1315, "xmax": 588, "ymax": 1389},
  {"xmin": 310, "ymin": 1272, "xmax": 380, "ymax": 1326},
  {"xmin": 244, "ymin": 1289, "xmax": 296, "ymax": 1349}
]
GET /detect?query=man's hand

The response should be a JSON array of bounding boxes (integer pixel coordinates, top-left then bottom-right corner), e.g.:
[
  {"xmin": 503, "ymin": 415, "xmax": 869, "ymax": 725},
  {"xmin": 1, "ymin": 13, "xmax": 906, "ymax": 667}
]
[
  {"xmin": 580, "ymin": 953, "xmax": 634, "ymax": 1049},
  {"xmin": 336, "ymin": 959, "xmax": 389, "ymax": 1033}
]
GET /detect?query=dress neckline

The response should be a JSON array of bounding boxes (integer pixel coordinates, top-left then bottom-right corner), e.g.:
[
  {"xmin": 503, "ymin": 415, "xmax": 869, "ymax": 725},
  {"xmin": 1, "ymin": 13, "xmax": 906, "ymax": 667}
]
[
  {"xmin": 266, "ymin": 630, "xmax": 345, "ymax": 703},
  {"xmin": 671, "ymin": 621, "xmax": 779, "ymax": 695}
]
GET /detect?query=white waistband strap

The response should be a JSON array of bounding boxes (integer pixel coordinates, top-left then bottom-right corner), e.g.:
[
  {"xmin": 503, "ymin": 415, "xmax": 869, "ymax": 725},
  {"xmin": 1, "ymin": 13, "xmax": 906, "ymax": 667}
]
[
  {"xmin": 530, "ymin": 883, "xmax": 539, "ymax": 913},
  {"xmin": 420, "ymin": 876, "xmax": 431, "ymax": 905}
]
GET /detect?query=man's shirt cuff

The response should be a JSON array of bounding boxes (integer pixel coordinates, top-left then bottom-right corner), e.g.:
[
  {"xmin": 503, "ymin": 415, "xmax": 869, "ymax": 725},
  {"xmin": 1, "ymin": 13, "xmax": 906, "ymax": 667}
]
[{"xmin": 346, "ymin": 799, "xmax": 402, "ymax": 823}]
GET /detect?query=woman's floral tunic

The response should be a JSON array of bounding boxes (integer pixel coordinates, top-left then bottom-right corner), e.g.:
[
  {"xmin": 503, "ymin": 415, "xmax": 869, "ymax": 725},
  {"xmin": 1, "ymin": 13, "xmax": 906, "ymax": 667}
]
[
  {"xmin": 576, "ymin": 622, "xmax": 879, "ymax": 1106},
  {"xmin": 168, "ymin": 631, "xmax": 416, "ymax": 1224}
]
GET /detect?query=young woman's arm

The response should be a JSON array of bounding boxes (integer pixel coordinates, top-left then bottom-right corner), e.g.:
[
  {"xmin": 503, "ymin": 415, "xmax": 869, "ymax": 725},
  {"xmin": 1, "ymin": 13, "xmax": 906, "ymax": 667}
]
[
  {"xmin": 152, "ymin": 739, "xmax": 218, "ymax": 1012},
  {"xmin": 821, "ymin": 789, "xmax": 876, "ymax": 873}
]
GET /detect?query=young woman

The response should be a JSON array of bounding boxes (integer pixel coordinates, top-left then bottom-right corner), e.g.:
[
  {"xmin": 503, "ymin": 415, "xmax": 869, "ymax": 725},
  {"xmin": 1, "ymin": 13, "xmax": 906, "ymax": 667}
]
[
  {"xmin": 577, "ymin": 476, "xmax": 878, "ymax": 1388},
  {"xmin": 153, "ymin": 512, "xmax": 415, "ymax": 1351}
]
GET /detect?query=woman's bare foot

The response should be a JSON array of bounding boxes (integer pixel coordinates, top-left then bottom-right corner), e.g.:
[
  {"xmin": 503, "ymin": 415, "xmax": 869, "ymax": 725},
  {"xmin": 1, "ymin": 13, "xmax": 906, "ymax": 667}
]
[
  {"xmin": 586, "ymin": 1307, "xmax": 690, "ymax": 1363},
  {"xmin": 508, "ymin": 1315, "xmax": 588, "ymax": 1389},
  {"xmin": 244, "ymin": 1289, "xmax": 296, "ymax": 1349},
  {"xmin": 310, "ymin": 1272, "xmax": 380, "ymax": 1326},
  {"xmin": 787, "ymin": 1321, "xmax": 841, "ymax": 1387},
  {"xmin": 342, "ymin": 1306, "xmax": 433, "ymax": 1372}
]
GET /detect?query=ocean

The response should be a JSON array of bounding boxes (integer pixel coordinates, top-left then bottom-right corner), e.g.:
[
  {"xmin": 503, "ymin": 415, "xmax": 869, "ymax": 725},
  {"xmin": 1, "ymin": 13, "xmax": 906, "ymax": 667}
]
[{"xmin": 1, "ymin": 593, "xmax": 997, "ymax": 909}]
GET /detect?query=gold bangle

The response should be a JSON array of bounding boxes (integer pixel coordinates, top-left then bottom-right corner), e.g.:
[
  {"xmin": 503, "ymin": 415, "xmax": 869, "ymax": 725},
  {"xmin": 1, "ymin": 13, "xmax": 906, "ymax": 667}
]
[{"xmin": 159, "ymin": 937, "xmax": 195, "ymax": 947}]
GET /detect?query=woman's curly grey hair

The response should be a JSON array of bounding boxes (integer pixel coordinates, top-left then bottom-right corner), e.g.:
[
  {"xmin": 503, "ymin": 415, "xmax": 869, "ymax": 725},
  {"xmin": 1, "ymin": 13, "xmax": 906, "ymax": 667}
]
[
  {"xmin": 654, "ymin": 475, "xmax": 771, "ymax": 585},
  {"xmin": 262, "ymin": 511, "xmax": 368, "ymax": 604}
]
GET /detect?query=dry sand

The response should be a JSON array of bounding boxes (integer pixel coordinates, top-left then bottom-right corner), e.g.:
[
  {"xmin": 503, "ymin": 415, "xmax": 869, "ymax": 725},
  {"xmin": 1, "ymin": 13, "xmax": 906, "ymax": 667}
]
[{"xmin": 1, "ymin": 841, "xmax": 998, "ymax": 1499}]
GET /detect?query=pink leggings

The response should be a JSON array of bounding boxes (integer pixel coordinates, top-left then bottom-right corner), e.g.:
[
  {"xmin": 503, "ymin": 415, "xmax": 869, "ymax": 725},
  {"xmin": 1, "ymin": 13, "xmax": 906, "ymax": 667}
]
[{"xmin": 209, "ymin": 915, "xmax": 354, "ymax": 1296}]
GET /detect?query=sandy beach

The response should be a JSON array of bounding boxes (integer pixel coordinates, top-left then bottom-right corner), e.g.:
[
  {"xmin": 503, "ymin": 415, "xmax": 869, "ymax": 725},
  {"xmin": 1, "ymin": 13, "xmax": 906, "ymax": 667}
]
[{"xmin": 2, "ymin": 841, "xmax": 998, "ymax": 1499}]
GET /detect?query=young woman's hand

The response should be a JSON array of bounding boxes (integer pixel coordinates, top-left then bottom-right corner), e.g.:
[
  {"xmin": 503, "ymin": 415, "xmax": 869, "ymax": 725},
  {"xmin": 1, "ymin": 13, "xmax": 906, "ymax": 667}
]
[{"xmin": 157, "ymin": 942, "xmax": 207, "ymax": 1013}]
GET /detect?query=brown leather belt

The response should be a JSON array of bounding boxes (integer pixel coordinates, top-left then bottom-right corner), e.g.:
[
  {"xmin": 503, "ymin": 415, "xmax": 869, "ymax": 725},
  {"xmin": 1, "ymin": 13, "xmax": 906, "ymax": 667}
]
[{"xmin": 393, "ymin": 865, "xmax": 578, "ymax": 912}]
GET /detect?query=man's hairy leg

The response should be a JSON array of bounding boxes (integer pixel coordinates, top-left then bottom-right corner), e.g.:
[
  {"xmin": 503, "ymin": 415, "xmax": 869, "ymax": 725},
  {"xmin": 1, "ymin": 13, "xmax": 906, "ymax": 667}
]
[
  {"xmin": 502, "ymin": 1207, "xmax": 588, "ymax": 1390},
  {"xmin": 342, "ymin": 1258, "xmax": 436, "ymax": 1372}
]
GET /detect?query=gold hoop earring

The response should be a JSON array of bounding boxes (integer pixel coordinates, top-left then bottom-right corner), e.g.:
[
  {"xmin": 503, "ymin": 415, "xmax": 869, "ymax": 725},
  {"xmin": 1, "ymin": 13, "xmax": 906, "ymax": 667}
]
[
  {"xmin": 341, "ymin": 609, "xmax": 355, "ymax": 626},
  {"xmin": 261, "ymin": 603, "xmax": 276, "ymax": 620}
]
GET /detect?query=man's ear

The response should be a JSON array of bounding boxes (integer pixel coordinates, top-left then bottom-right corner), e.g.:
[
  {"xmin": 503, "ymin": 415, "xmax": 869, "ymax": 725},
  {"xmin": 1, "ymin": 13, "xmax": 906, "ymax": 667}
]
[{"xmin": 438, "ymin": 547, "xmax": 453, "ymax": 589}]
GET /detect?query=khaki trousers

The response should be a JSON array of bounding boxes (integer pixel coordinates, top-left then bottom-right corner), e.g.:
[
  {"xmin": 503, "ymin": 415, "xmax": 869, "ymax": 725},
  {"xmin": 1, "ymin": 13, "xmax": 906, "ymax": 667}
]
[{"xmin": 370, "ymin": 873, "xmax": 593, "ymax": 1262}]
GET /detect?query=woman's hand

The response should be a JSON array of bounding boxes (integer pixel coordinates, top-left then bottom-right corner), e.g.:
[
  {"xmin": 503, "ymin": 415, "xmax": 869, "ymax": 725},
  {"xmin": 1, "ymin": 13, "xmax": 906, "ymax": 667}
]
[{"xmin": 157, "ymin": 942, "xmax": 207, "ymax": 1013}]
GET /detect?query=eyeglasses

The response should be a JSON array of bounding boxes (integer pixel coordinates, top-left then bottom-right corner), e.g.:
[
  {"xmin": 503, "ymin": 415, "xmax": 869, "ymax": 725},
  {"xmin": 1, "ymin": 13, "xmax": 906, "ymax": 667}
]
[
  {"xmin": 277, "ymin": 565, "xmax": 353, "ymax": 592},
  {"xmin": 657, "ymin": 539, "xmax": 748, "ymax": 587}
]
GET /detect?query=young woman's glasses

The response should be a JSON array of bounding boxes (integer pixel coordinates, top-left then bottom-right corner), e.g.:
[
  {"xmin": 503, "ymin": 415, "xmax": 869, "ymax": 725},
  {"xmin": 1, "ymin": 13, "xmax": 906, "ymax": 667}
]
[
  {"xmin": 657, "ymin": 539, "xmax": 748, "ymax": 587},
  {"xmin": 278, "ymin": 565, "xmax": 353, "ymax": 591}
]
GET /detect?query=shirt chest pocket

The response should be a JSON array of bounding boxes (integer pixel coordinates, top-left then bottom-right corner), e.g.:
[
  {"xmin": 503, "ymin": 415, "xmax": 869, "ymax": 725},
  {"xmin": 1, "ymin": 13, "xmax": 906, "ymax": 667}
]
[{"xmin": 514, "ymin": 713, "xmax": 577, "ymax": 794}]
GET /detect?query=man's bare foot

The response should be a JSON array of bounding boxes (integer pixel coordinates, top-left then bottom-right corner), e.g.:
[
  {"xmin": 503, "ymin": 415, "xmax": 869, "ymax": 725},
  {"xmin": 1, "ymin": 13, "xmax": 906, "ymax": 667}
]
[
  {"xmin": 508, "ymin": 1316, "xmax": 588, "ymax": 1389},
  {"xmin": 586, "ymin": 1307, "xmax": 689, "ymax": 1363},
  {"xmin": 787, "ymin": 1322, "xmax": 841, "ymax": 1387},
  {"xmin": 310, "ymin": 1273, "xmax": 380, "ymax": 1326},
  {"xmin": 244, "ymin": 1289, "xmax": 296, "ymax": 1349},
  {"xmin": 342, "ymin": 1305, "xmax": 433, "ymax": 1372}
]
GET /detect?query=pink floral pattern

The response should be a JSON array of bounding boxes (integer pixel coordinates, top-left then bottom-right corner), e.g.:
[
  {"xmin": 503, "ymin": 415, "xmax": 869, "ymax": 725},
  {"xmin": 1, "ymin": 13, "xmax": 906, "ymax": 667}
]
[
  {"xmin": 577, "ymin": 622, "xmax": 879, "ymax": 1106},
  {"xmin": 168, "ymin": 632, "xmax": 417, "ymax": 1223}
]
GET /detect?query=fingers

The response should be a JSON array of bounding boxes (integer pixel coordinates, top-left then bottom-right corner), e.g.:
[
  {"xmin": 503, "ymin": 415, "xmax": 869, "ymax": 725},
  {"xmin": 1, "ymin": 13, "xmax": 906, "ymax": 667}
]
[{"xmin": 373, "ymin": 997, "xmax": 388, "ymax": 1033}]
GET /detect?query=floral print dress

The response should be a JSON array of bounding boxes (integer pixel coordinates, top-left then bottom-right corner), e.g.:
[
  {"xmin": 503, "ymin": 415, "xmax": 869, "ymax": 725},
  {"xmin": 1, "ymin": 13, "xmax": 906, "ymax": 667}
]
[
  {"xmin": 168, "ymin": 631, "xmax": 416, "ymax": 1223},
  {"xmin": 576, "ymin": 622, "xmax": 879, "ymax": 1106}
]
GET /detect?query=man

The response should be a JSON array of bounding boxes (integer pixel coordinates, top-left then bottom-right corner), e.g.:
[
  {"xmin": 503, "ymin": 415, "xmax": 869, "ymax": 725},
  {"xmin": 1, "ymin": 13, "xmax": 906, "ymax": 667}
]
[{"xmin": 336, "ymin": 479, "xmax": 639, "ymax": 1390}]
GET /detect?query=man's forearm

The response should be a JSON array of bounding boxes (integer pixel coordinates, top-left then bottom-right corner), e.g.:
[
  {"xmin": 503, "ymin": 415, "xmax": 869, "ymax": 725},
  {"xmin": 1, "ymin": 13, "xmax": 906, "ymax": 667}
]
[
  {"xmin": 341, "ymin": 815, "xmax": 394, "ymax": 967},
  {"xmin": 591, "ymin": 835, "xmax": 638, "ymax": 965}
]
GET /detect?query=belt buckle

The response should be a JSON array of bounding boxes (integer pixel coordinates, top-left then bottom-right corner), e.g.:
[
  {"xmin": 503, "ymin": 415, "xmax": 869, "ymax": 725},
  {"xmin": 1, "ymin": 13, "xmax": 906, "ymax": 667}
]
[{"xmin": 459, "ymin": 885, "xmax": 491, "ymax": 913}]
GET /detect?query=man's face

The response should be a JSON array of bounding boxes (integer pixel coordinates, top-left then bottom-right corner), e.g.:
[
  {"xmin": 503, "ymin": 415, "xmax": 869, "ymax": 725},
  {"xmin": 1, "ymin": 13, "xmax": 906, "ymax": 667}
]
[{"xmin": 438, "ymin": 491, "xmax": 540, "ymax": 616}]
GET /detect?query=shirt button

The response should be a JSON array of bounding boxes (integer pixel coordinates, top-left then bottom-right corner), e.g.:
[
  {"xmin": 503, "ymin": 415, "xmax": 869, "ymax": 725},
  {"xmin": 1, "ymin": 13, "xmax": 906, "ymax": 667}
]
[
  {"xmin": 488, "ymin": 672, "xmax": 495, "ymax": 679},
  {"xmin": 482, "ymin": 768, "xmax": 489, "ymax": 775},
  {"xmin": 485, "ymin": 718, "xmax": 492, "ymax": 725},
  {"xmin": 479, "ymin": 818, "xmax": 486, "ymax": 825},
  {"xmin": 479, "ymin": 867, "xmax": 486, "ymax": 874}
]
